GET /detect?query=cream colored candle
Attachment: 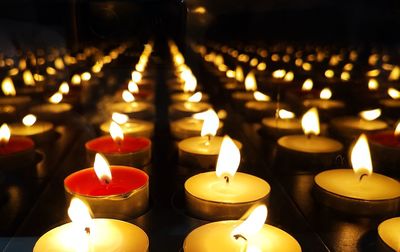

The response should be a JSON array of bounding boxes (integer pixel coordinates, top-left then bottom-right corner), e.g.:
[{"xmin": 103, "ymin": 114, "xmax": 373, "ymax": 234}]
[
  {"xmin": 179, "ymin": 136, "xmax": 241, "ymax": 156},
  {"xmin": 303, "ymin": 87, "xmax": 345, "ymax": 110},
  {"xmin": 31, "ymin": 103, "xmax": 72, "ymax": 114},
  {"xmin": 171, "ymin": 117, "xmax": 223, "ymax": 140},
  {"xmin": 100, "ymin": 119, "xmax": 153, "ymax": 138},
  {"xmin": 380, "ymin": 87, "xmax": 400, "ymax": 108},
  {"xmin": 262, "ymin": 110, "xmax": 301, "ymax": 132},
  {"xmin": 10, "ymin": 114, "xmax": 53, "ymax": 139},
  {"xmin": 171, "ymin": 91, "xmax": 209, "ymax": 103},
  {"xmin": 378, "ymin": 217, "xmax": 400, "ymax": 251}
]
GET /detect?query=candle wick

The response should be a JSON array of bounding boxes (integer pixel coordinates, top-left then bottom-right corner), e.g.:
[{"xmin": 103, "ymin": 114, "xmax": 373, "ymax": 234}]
[
  {"xmin": 359, "ymin": 173, "xmax": 368, "ymax": 182},
  {"xmin": 233, "ymin": 234, "xmax": 248, "ymax": 252},
  {"xmin": 224, "ymin": 175, "xmax": 230, "ymax": 184},
  {"xmin": 85, "ymin": 227, "xmax": 91, "ymax": 235},
  {"xmin": 306, "ymin": 133, "xmax": 312, "ymax": 139}
]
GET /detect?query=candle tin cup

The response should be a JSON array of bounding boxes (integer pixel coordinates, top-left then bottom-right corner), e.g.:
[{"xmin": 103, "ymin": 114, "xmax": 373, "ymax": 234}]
[
  {"xmin": 313, "ymin": 169, "xmax": 400, "ymax": 216},
  {"xmin": 377, "ymin": 217, "xmax": 400, "ymax": 252},
  {"xmin": 184, "ymin": 172, "xmax": 270, "ymax": 221},
  {"xmin": 169, "ymin": 102, "xmax": 211, "ymax": 120},
  {"xmin": 64, "ymin": 166, "xmax": 149, "ymax": 219},
  {"xmin": 85, "ymin": 136, "xmax": 151, "ymax": 168},
  {"xmin": 178, "ymin": 136, "xmax": 242, "ymax": 170},
  {"xmin": 0, "ymin": 137, "xmax": 36, "ymax": 168},
  {"xmin": 368, "ymin": 131, "xmax": 400, "ymax": 175},
  {"xmin": 30, "ymin": 103, "xmax": 73, "ymax": 123},
  {"xmin": 170, "ymin": 117, "xmax": 223, "ymax": 140},
  {"xmin": 100, "ymin": 119, "xmax": 154, "ymax": 139}
]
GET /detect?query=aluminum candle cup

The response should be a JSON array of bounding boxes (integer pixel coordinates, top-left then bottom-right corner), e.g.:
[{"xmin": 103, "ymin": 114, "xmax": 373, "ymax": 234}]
[
  {"xmin": 100, "ymin": 119, "xmax": 154, "ymax": 138},
  {"xmin": 30, "ymin": 103, "xmax": 73, "ymax": 122},
  {"xmin": 378, "ymin": 217, "xmax": 400, "ymax": 252},
  {"xmin": 169, "ymin": 102, "xmax": 211, "ymax": 119},
  {"xmin": 64, "ymin": 166, "xmax": 149, "ymax": 219},
  {"xmin": 171, "ymin": 117, "xmax": 223, "ymax": 140},
  {"xmin": 108, "ymin": 101, "xmax": 154, "ymax": 120},
  {"xmin": 178, "ymin": 136, "xmax": 242, "ymax": 170},
  {"xmin": 313, "ymin": 169, "xmax": 400, "ymax": 216},
  {"xmin": 184, "ymin": 172, "xmax": 270, "ymax": 221}
]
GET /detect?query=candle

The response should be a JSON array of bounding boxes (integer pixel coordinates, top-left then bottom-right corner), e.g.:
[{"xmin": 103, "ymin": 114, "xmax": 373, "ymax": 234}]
[
  {"xmin": 65, "ymin": 154, "xmax": 149, "ymax": 218},
  {"xmin": 0, "ymin": 123, "xmax": 36, "ymax": 168},
  {"xmin": 231, "ymin": 71, "xmax": 258, "ymax": 105},
  {"xmin": 9, "ymin": 114, "xmax": 54, "ymax": 142},
  {"xmin": 183, "ymin": 205, "xmax": 301, "ymax": 251},
  {"xmin": 34, "ymin": 198, "xmax": 149, "ymax": 251},
  {"xmin": 185, "ymin": 136, "xmax": 269, "ymax": 220},
  {"xmin": 0, "ymin": 77, "xmax": 31, "ymax": 109},
  {"xmin": 86, "ymin": 122, "xmax": 151, "ymax": 167},
  {"xmin": 223, "ymin": 66, "xmax": 245, "ymax": 91},
  {"xmin": 171, "ymin": 91, "xmax": 209, "ymax": 103},
  {"xmin": 261, "ymin": 109, "xmax": 302, "ymax": 139},
  {"xmin": 380, "ymin": 87, "xmax": 400, "ymax": 118},
  {"xmin": 277, "ymin": 107, "xmax": 343, "ymax": 172},
  {"xmin": 302, "ymin": 87, "xmax": 345, "ymax": 120},
  {"xmin": 100, "ymin": 112, "xmax": 154, "ymax": 138},
  {"xmin": 378, "ymin": 217, "xmax": 400, "ymax": 251},
  {"xmin": 244, "ymin": 91, "xmax": 289, "ymax": 120},
  {"xmin": 169, "ymin": 100, "xmax": 211, "ymax": 119},
  {"xmin": 108, "ymin": 91, "xmax": 154, "ymax": 120},
  {"xmin": 30, "ymin": 92, "xmax": 72, "ymax": 122},
  {"xmin": 314, "ymin": 134, "xmax": 400, "ymax": 215}
]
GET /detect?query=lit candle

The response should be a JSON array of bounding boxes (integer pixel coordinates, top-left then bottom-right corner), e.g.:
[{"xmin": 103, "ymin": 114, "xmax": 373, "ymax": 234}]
[
  {"xmin": 223, "ymin": 66, "xmax": 245, "ymax": 91},
  {"xmin": 261, "ymin": 109, "xmax": 302, "ymax": 139},
  {"xmin": 379, "ymin": 87, "xmax": 400, "ymax": 118},
  {"xmin": 314, "ymin": 134, "xmax": 400, "ymax": 215},
  {"xmin": 302, "ymin": 88, "xmax": 345, "ymax": 118},
  {"xmin": 183, "ymin": 205, "xmax": 301, "ymax": 251},
  {"xmin": 169, "ymin": 92, "xmax": 211, "ymax": 119},
  {"xmin": 0, "ymin": 77, "xmax": 31, "ymax": 109},
  {"xmin": 65, "ymin": 154, "xmax": 149, "ymax": 218},
  {"xmin": 171, "ymin": 91, "xmax": 209, "ymax": 103},
  {"xmin": 34, "ymin": 198, "xmax": 149, "ymax": 251},
  {"xmin": 378, "ymin": 217, "xmax": 400, "ymax": 251},
  {"xmin": 184, "ymin": 138, "xmax": 270, "ymax": 220},
  {"xmin": 100, "ymin": 112, "xmax": 154, "ymax": 138},
  {"xmin": 9, "ymin": 114, "xmax": 54, "ymax": 142},
  {"xmin": 231, "ymin": 71, "xmax": 258, "ymax": 104},
  {"xmin": 244, "ymin": 91, "xmax": 289, "ymax": 120},
  {"xmin": 109, "ymin": 90, "xmax": 154, "ymax": 120},
  {"xmin": 30, "ymin": 92, "xmax": 72, "ymax": 122},
  {"xmin": 86, "ymin": 122, "xmax": 151, "ymax": 167}
]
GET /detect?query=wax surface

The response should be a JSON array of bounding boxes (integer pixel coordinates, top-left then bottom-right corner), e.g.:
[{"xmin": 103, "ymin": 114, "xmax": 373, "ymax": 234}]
[
  {"xmin": 232, "ymin": 91, "xmax": 254, "ymax": 101},
  {"xmin": 278, "ymin": 135, "xmax": 343, "ymax": 153},
  {"xmin": 368, "ymin": 131, "xmax": 400, "ymax": 148},
  {"xmin": 0, "ymin": 137, "xmax": 34, "ymax": 155},
  {"xmin": 100, "ymin": 120, "xmax": 153, "ymax": 136},
  {"xmin": 183, "ymin": 221, "xmax": 301, "ymax": 252},
  {"xmin": 64, "ymin": 166, "xmax": 148, "ymax": 196},
  {"xmin": 315, "ymin": 169, "xmax": 400, "ymax": 200},
  {"xmin": 303, "ymin": 99, "xmax": 345, "ymax": 109},
  {"xmin": 179, "ymin": 136, "xmax": 242, "ymax": 155},
  {"xmin": 245, "ymin": 101, "xmax": 280, "ymax": 111},
  {"xmin": 10, "ymin": 122, "xmax": 53, "ymax": 136},
  {"xmin": 33, "ymin": 219, "xmax": 148, "ymax": 252},
  {"xmin": 31, "ymin": 103, "xmax": 72, "ymax": 114},
  {"xmin": 185, "ymin": 172, "xmax": 270, "ymax": 203},
  {"xmin": 380, "ymin": 99, "xmax": 400, "ymax": 107},
  {"xmin": 262, "ymin": 118, "xmax": 301, "ymax": 130},
  {"xmin": 0, "ymin": 96, "xmax": 31, "ymax": 105},
  {"xmin": 172, "ymin": 102, "xmax": 211, "ymax": 113},
  {"xmin": 174, "ymin": 117, "xmax": 223, "ymax": 132},
  {"xmin": 171, "ymin": 92, "xmax": 209, "ymax": 102},
  {"xmin": 378, "ymin": 217, "xmax": 400, "ymax": 250},
  {"xmin": 331, "ymin": 117, "xmax": 388, "ymax": 131},
  {"xmin": 110, "ymin": 101, "xmax": 152, "ymax": 113},
  {"xmin": 86, "ymin": 136, "xmax": 150, "ymax": 154}
]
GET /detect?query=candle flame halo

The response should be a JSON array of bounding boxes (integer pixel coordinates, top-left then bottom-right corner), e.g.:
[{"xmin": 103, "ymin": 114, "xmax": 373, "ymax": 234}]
[
  {"xmin": 71, "ymin": 74, "xmax": 81, "ymax": 86},
  {"xmin": 235, "ymin": 66, "xmax": 244, "ymax": 82},
  {"xmin": 278, "ymin": 109, "xmax": 295, "ymax": 119},
  {"xmin": 388, "ymin": 66, "xmax": 400, "ymax": 81},
  {"xmin": 368, "ymin": 79, "xmax": 379, "ymax": 91},
  {"xmin": 301, "ymin": 107, "xmax": 320, "ymax": 136},
  {"xmin": 23, "ymin": 70, "xmax": 35, "ymax": 86},
  {"xmin": 0, "ymin": 123, "xmax": 11, "ymax": 145},
  {"xmin": 231, "ymin": 204, "xmax": 267, "ymax": 242},
  {"xmin": 22, "ymin": 114, "xmax": 37, "ymax": 127},
  {"xmin": 2, "ymin": 77, "xmax": 16, "ymax": 96},
  {"xmin": 351, "ymin": 134, "xmax": 373, "ymax": 178},
  {"xmin": 253, "ymin": 91, "xmax": 270, "ymax": 102},
  {"xmin": 320, "ymin": 88, "xmax": 332, "ymax": 100},
  {"xmin": 272, "ymin": 69, "xmax": 286, "ymax": 79},
  {"xmin": 128, "ymin": 80, "xmax": 139, "ymax": 94},
  {"xmin": 59, "ymin": 82, "xmax": 70, "ymax": 95},
  {"xmin": 359, "ymin": 108, "xmax": 381, "ymax": 121},
  {"xmin": 131, "ymin": 71, "xmax": 142, "ymax": 83},
  {"xmin": 110, "ymin": 121, "xmax": 124, "ymax": 143},
  {"xmin": 193, "ymin": 109, "xmax": 219, "ymax": 137},
  {"xmin": 215, "ymin": 135, "xmax": 240, "ymax": 181},
  {"xmin": 188, "ymin": 91, "xmax": 202, "ymax": 103},
  {"xmin": 112, "ymin": 112, "xmax": 129, "ymax": 125},
  {"xmin": 94, "ymin": 153, "xmax": 112, "ymax": 184},
  {"xmin": 183, "ymin": 74, "xmax": 197, "ymax": 93}
]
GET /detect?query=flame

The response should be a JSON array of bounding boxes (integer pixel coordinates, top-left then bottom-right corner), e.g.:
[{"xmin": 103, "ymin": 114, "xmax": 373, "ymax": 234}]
[
  {"xmin": 2, "ymin": 77, "xmax": 16, "ymax": 96},
  {"xmin": 231, "ymin": 205, "xmax": 267, "ymax": 240},
  {"xmin": 109, "ymin": 121, "xmax": 124, "ymax": 143},
  {"xmin": 325, "ymin": 69, "xmax": 334, "ymax": 78},
  {"xmin": 226, "ymin": 70, "xmax": 235, "ymax": 78},
  {"xmin": 359, "ymin": 109, "xmax": 381, "ymax": 121},
  {"xmin": 122, "ymin": 90, "xmax": 135, "ymax": 103},
  {"xmin": 112, "ymin": 112, "xmax": 129, "ymax": 124},
  {"xmin": 59, "ymin": 82, "xmax": 70, "ymax": 95},
  {"xmin": 22, "ymin": 114, "xmax": 37, "ymax": 127},
  {"xmin": 23, "ymin": 70, "xmax": 35, "ymax": 86},
  {"xmin": 351, "ymin": 134, "xmax": 373, "ymax": 177},
  {"xmin": 341, "ymin": 72, "xmax": 350, "ymax": 81},
  {"xmin": 272, "ymin": 69, "xmax": 286, "ymax": 79},
  {"xmin": 302, "ymin": 62, "xmax": 312, "ymax": 71},
  {"xmin": 320, "ymin": 88, "xmax": 332, "ymax": 100},
  {"xmin": 388, "ymin": 66, "xmax": 400, "ymax": 81},
  {"xmin": 81, "ymin": 72, "xmax": 91, "ymax": 81},
  {"xmin": 215, "ymin": 135, "xmax": 240, "ymax": 180},
  {"xmin": 278, "ymin": 109, "xmax": 295, "ymax": 119},
  {"xmin": 388, "ymin": 88, "xmax": 400, "ymax": 99},
  {"xmin": 131, "ymin": 71, "xmax": 142, "ymax": 83},
  {"xmin": 302, "ymin": 79, "xmax": 313, "ymax": 91},
  {"xmin": 188, "ymin": 91, "xmax": 202, "ymax": 102},
  {"xmin": 94, "ymin": 153, "xmax": 112, "ymax": 184},
  {"xmin": 128, "ymin": 81, "xmax": 139, "ymax": 94},
  {"xmin": 253, "ymin": 91, "xmax": 270, "ymax": 102},
  {"xmin": 284, "ymin": 71, "xmax": 294, "ymax": 82},
  {"xmin": 235, "ymin": 66, "xmax": 244, "ymax": 82},
  {"xmin": 193, "ymin": 109, "xmax": 219, "ymax": 137},
  {"xmin": 257, "ymin": 62, "xmax": 267, "ymax": 71},
  {"xmin": 183, "ymin": 75, "xmax": 197, "ymax": 93},
  {"xmin": 368, "ymin": 79, "xmax": 379, "ymax": 91},
  {"xmin": 68, "ymin": 198, "xmax": 93, "ymax": 234},
  {"xmin": 46, "ymin": 67, "xmax": 56, "ymax": 75},
  {"xmin": 92, "ymin": 62, "xmax": 103, "ymax": 73},
  {"xmin": 395, "ymin": 121, "xmax": 400, "ymax": 137},
  {"xmin": 244, "ymin": 71, "xmax": 257, "ymax": 91},
  {"xmin": 19, "ymin": 59, "xmax": 27, "ymax": 70},
  {"xmin": 192, "ymin": 6, "xmax": 206, "ymax": 14},
  {"xmin": 301, "ymin": 107, "xmax": 320, "ymax": 136},
  {"xmin": 49, "ymin": 92, "xmax": 63, "ymax": 104},
  {"xmin": 366, "ymin": 69, "xmax": 380, "ymax": 77},
  {"xmin": 0, "ymin": 123, "xmax": 11, "ymax": 145},
  {"xmin": 8, "ymin": 68, "xmax": 19, "ymax": 76},
  {"xmin": 54, "ymin": 58, "xmax": 65, "ymax": 70},
  {"xmin": 71, "ymin": 74, "xmax": 81, "ymax": 85},
  {"xmin": 34, "ymin": 74, "xmax": 45, "ymax": 82}
]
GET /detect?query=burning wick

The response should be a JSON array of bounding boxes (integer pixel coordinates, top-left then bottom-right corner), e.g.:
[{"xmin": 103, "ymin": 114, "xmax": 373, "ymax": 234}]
[
  {"xmin": 233, "ymin": 234, "xmax": 248, "ymax": 252},
  {"xmin": 85, "ymin": 227, "xmax": 91, "ymax": 235},
  {"xmin": 359, "ymin": 173, "xmax": 368, "ymax": 182},
  {"xmin": 224, "ymin": 176, "xmax": 230, "ymax": 184}
]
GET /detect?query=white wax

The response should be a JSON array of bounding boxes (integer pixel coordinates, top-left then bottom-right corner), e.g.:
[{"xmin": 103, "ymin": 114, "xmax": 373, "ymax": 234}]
[
  {"xmin": 245, "ymin": 101, "xmax": 280, "ymax": 111},
  {"xmin": 179, "ymin": 136, "xmax": 242, "ymax": 155},
  {"xmin": 10, "ymin": 122, "xmax": 54, "ymax": 136},
  {"xmin": 172, "ymin": 117, "xmax": 223, "ymax": 135},
  {"xmin": 378, "ymin": 217, "xmax": 400, "ymax": 251},
  {"xmin": 232, "ymin": 92, "xmax": 254, "ymax": 101},
  {"xmin": 380, "ymin": 99, "xmax": 400, "ymax": 108},
  {"xmin": 262, "ymin": 118, "xmax": 301, "ymax": 130},
  {"xmin": 331, "ymin": 117, "xmax": 388, "ymax": 131},
  {"xmin": 100, "ymin": 119, "xmax": 153, "ymax": 137},
  {"xmin": 31, "ymin": 103, "xmax": 72, "ymax": 114},
  {"xmin": 109, "ymin": 102, "xmax": 152, "ymax": 114},
  {"xmin": 183, "ymin": 221, "xmax": 301, "ymax": 252},
  {"xmin": 303, "ymin": 99, "xmax": 345, "ymax": 110},
  {"xmin": 185, "ymin": 171, "xmax": 270, "ymax": 203},
  {"xmin": 315, "ymin": 169, "xmax": 400, "ymax": 200},
  {"xmin": 34, "ymin": 219, "xmax": 149, "ymax": 252},
  {"xmin": 171, "ymin": 102, "xmax": 211, "ymax": 113},
  {"xmin": 278, "ymin": 135, "xmax": 343, "ymax": 153}
]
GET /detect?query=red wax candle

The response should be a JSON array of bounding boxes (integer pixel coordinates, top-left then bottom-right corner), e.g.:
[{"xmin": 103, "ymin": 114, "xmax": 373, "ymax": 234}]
[
  {"xmin": 85, "ymin": 136, "xmax": 151, "ymax": 167},
  {"xmin": 368, "ymin": 131, "xmax": 400, "ymax": 175},
  {"xmin": 0, "ymin": 136, "xmax": 35, "ymax": 168},
  {"xmin": 369, "ymin": 132, "xmax": 400, "ymax": 148}
]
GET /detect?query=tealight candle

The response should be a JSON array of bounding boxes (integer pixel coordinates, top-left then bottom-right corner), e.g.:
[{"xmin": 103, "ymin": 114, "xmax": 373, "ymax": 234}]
[
  {"xmin": 108, "ymin": 91, "xmax": 154, "ymax": 120},
  {"xmin": 100, "ymin": 113, "xmax": 154, "ymax": 138},
  {"xmin": 30, "ymin": 92, "xmax": 72, "ymax": 122},
  {"xmin": 65, "ymin": 154, "xmax": 149, "ymax": 219},
  {"xmin": 244, "ymin": 92, "xmax": 289, "ymax": 120},
  {"xmin": 314, "ymin": 134, "xmax": 400, "ymax": 215},
  {"xmin": 9, "ymin": 114, "xmax": 54, "ymax": 142},
  {"xmin": 379, "ymin": 87, "xmax": 400, "ymax": 118},
  {"xmin": 183, "ymin": 205, "xmax": 301, "ymax": 251},
  {"xmin": 223, "ymin": 66, "xmax": 245, "ymax": 91},
  {"xmin": 86, "ymin": 122, "xmax": 151, "ymax": 167},
  {"xmin": 302, "ymin": 87, "xmax": 345, "ymax": 120},
  {"xmin": 260, "ymin": 109, "xmax": 302, "ymax": 139},
  {"xmin": 0, "ymin": 123, "xmax": 36, "ymax": 168},
  {"xmin": 277, "ymin": 108, "xmax": 343, "ymax": 172},
  {"xmin": 169, "ymin": 101, "xmax": 211, "ymax": 119},
  {"xmin": 0, "ymin": 77, "xmax": 32, "ymax": 109},
  {"xmin": 378, "ymin": 217, "xmax": 400, "ymax": 251},
  {"xmin": 185, "ymin": 138, "xmax": 270, "ymax": 220},
  {"xmin": 34, "ymin": 198, "xmax": 149, "ymax": 252},
  {"xmin": 171, "ymin": 91, "xmax": 209, "ymax": 103},
  {"xmin": 231, "ymin": 71, "xmax": 258, "ymax": 105}
]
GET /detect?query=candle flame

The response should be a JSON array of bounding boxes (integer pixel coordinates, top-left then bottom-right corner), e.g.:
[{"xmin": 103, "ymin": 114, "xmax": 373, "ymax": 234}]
[
  {"xmin": 235, "ymin": 66, "xmax": 244, "ymax": 82},
  {"xmin": 46, "ymin": 66, "xmax": 56, "ymax": 75},
  {"xmin": 368, "ymin": 79, "xmax": 379, "ymax": 91},
  {"xmin": 122, "ymin": 90, "xmax": 135, "ymax": 103},
  {"xmin": 341, "ymin": 72, "xmax": 351, "ymax": 81},
  {"xmin": 54, "ymin": 58, "xmax": 65, "ymax": 70},
  {"xmin": 2, "ymin": 77, "xmax": 16, "ymax": 96},
  {"xmin": 183, "ymin": 75, "xmax": 197, "ymax": 93},
  {"xmin": 94, "ymin": 153, "xmax": 112, "ymax": 184},
  {"xmin": 81, "ymin": 72, "xmax": 91, "ymax": 81},
  {"xmin": 131, "ymin": 71, "xmax": 142, "ymax": 83},
  {"xmin": 388, "ymin": 88, "xmax": 400, "ymax": 99},
  {"xmin": 253, "ymin": 91, "xmax": 270, "ymax": 102},
  {"xmin": 231, "ymin": 204, "xmax": 267, "ymax": 241},
  {"xmin": 302, "ymin": 79, "xmax": 313, "ymax": 91},
  {"xmin": 244, "ymin": 71, "xmax": 257, "ymax": 91},
  {"xmin": 188, "ymin": 92, "xmax": 202, "ymax": 103},
  {"xmin": 351, "ymin": 134, "xmax": 373, "ymax": 177},
  {"xmin": 49, "ymin": 92, "xmax": 63, "ymax": 104},
  {"xmin": 23, "ymin": 70, "xmax": 35, "ymax": 86},
  {"xmin": 325, "ymin": 69, "xmax": 334, "ymax": 78},
  {"xmin": 71, "ymin": 74, "xmax": 81, "ymax": 85},
  {"xmin": 226, "ymin": 70, "xmax": 235, "ymax": 78},
  {"xmin": 8, "ymin": 68, "xmax": 19, "ymax": 76},
  {"xmin": 320, "ymin": 88, "xmax": 332, "ymax": 100},
  {"xmin": 257, "ymin": 62, "xmax": 267, "ymax": 71},
  {"xmin": 128, "ymin": 81, "xmax": 139, "ymax": 94},
  {"xmin": 0, "ymin": 123, "xmax": 11, "ymax": 145},
  {"xmin": 388, "ymin": 66, "xmax": 400, "ymax": 81},
  {"xmin": 112, "ymin": 112, "xmax": 129, "ymax": 124},
  {"xmin": 59, "ymin": 82, "xmax": 70, "ymax": 95},
  {"xmin": 68, "ymin": 198, "xmax": 93, "ymax": 234},
  {"xmin": 302, "ymin": 62, "xmax": 312, "ymax": 71},
  {"xmin": 301, "ymin": 107, "xmax": 320, "ymax": 136},
  {"xmin": 366, "ymin": 69, "xmax": 380, "ymax": 77},
  {"xmin": 278, "ymin": 109, "xmax": 295, "ymax": 119},
  {"xmin": 193, "ymin": 109, "xmax": 219, "ymax": 137},
  {"xmin": 215, "ymin": 135, "xmax": 240, "ymax": 180},
  {"xmin": 22, "ymin": 114, "xmax": 37, "ymax": 127},
  {"xmin": 284, "ymin": 71, "xmax": 294, "ymax": 82},
  {"xmin": 110, "ymin": 121, "xmax": 124, "ymax": 143},
  {"xmin": 272, "ymin": 69, "xmax": 286, "ymax": 79},
  {"xmin": 395, "ymin": 122, "xmax": 400, "ymax": 137},
  {"xmin": 33, "ymin": 74, "xmax": 45, "ymax": 82},
  {"xmin": 359, "ymin": 109, "xmax": 381, "ymax": 121}
]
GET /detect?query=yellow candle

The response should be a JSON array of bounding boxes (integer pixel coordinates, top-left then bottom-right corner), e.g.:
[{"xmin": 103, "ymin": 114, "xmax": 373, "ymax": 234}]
[
  {"xmin": 170, "ymin": 102, "xmax": 211, "ymax": 114},
  {"xmin": 100, "ymin": 119, "xmax": 153, "ymax": 138},
  {"xmin": 171, "ymin": 117, "xmax": 223, "ymax": 139},
  {"xmin": 378, "ymin": 217, "xmax": 400, "ymax": 251},
  {"xmin": 331, "ymin": 117, "xmax": 388, "ymax": 131},
  {"xmin": 262, "ymin": 118, "xmax": 301, "ymax": 131},
  {"xmin": 31, "ymin": 103, "xmax": 72, "ymax": 115},
  {"xmin": 10, "ymin": 114, "xmax": 53, "ymax": 138},
  {"xmin": 278, "ymin": 135, "xmax": 343, "ymax": 153},
  {"xmin": 179, "ymin": 136, "xmax": 241, "ymax": 155},
  {"xmin": 109, "ymin": 101, "xmax": 153, "ymax": 114}
]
